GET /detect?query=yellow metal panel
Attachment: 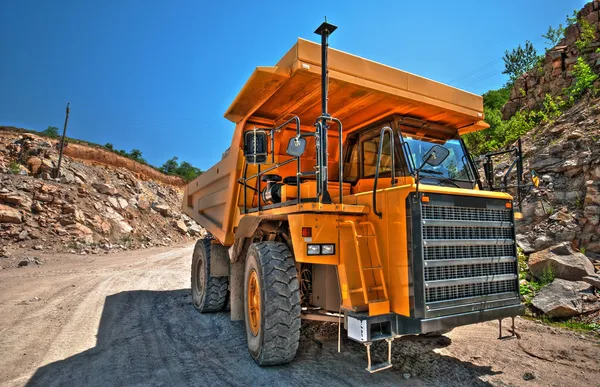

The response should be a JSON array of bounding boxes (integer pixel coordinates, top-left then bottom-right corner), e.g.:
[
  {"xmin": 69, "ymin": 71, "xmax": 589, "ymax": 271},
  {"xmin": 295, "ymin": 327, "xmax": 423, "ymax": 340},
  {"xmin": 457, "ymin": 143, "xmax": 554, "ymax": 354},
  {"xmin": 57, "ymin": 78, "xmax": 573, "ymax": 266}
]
[{"xmin": 288, "ymin": 214, "xmax": 340, "ymax": 265}]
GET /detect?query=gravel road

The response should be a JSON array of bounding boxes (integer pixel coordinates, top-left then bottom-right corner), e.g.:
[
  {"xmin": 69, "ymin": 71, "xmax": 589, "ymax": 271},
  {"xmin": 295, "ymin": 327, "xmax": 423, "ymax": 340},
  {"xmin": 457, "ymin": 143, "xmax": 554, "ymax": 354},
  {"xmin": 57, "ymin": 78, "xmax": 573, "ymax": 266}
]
[{"xmin": 1, "ymin": 244, "xmax": 599, "ymax": 387}]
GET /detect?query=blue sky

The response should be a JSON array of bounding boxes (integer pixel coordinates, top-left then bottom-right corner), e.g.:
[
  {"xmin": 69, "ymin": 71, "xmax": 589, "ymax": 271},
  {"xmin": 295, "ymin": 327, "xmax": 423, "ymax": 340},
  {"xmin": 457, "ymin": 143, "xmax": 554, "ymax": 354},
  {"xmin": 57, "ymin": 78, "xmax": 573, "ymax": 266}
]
[{"xmin": 0, "ymin": 0, "xmax": 585, "ymax": 170}]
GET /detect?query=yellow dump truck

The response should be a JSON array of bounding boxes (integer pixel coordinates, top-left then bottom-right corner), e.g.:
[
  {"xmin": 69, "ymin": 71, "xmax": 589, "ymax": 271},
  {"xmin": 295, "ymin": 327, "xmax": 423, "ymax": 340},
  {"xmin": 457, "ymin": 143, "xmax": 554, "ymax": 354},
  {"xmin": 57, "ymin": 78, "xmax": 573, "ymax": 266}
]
[{"xmin": 183, "ymin": 22, "xmax": 523, "ymax": 372}]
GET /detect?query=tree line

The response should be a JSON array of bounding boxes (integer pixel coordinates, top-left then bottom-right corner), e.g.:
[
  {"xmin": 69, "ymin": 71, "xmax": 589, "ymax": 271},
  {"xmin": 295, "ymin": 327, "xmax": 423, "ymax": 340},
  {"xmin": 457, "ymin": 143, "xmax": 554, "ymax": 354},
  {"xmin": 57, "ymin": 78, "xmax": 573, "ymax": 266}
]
[
  {"xmin": 464, "ymin": 9, "xmax": 598, "ymax": 155},
  {"xmin": 38, "ymin": 126, "xmax": 202, "ymax": 182}
]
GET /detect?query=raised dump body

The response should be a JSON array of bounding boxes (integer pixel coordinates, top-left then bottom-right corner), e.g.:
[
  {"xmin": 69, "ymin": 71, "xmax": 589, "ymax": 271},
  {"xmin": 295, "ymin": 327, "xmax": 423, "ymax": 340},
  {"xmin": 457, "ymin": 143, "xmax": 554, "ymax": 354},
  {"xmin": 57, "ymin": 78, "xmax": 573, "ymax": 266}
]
[{"xmin": 185, "ymin": 22, "xmax": 521, "ymax": 373}]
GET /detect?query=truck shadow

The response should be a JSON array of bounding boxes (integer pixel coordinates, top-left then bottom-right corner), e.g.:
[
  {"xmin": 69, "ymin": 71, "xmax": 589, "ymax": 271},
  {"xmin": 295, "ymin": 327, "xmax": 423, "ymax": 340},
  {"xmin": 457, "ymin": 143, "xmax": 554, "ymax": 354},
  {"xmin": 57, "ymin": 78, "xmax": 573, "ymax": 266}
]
[{"xmin": 26, "ymin": 289, "xmax": 500, "ymax": 387}]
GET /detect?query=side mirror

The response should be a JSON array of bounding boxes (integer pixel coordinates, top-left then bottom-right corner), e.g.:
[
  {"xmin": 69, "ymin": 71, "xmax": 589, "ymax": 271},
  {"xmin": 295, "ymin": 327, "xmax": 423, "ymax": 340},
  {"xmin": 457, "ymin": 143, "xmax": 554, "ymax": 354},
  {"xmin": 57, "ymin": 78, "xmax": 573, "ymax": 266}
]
[
  {"xmin": 286, "ymin": 137, "xmax": 306, "ymax": 157},
  {"xmin": 422, "ymin": 145, "xmax": 449, "ymax": 167},
  {"xmin": 244, "ymin": 130, "xmax": 268, "ymax": 164}
]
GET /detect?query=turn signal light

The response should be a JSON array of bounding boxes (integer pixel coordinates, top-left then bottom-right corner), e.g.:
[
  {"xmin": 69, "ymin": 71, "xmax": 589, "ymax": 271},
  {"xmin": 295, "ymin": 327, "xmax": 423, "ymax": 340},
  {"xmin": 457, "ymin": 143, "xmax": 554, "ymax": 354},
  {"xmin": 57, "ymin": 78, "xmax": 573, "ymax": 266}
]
[
  {"xmin": 505, "ymin": 202, "xmax": 512, "ymax": 209},
  {"xmin": 302, "ymin": 227, "xmax": 312, "ymax": 237},
  {"xmin": 421, "ymin": 196, "xmax": 430, "ymax": 203}
]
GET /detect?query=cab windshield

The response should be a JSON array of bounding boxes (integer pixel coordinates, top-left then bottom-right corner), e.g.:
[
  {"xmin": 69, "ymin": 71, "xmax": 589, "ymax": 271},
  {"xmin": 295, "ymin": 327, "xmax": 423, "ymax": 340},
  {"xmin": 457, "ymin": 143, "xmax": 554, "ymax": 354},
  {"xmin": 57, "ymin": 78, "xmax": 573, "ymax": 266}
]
[{"xmin": 402, "ymin": 136, "xmax": 475, "ymax": 188}]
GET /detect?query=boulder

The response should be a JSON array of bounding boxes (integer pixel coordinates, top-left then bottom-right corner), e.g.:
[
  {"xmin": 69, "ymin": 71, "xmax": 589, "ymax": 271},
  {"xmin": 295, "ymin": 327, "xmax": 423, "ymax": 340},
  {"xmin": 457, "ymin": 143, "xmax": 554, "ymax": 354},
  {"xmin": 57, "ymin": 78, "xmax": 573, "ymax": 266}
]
[
  {"xmin": 583, "ymin": 275, "xmax": 600, "ymax": 289},
  {"xmin": 152, "ymin": 203, "xmax": 172, "ymax": 217},
  {"xmin": 174, "ymin": 219, "xmax": 188, "ymax": 234},
  {"xmin": 137, "ymin": 194, "xmax": 150, "ymax": 210},
  {"xmin": 115, "ymin": 220, "xmax": 133, "ymax": 234},
  {"xmin": 0, "ymin": 192, "xmax": 25, "ymax": 206},
  {"xmin": 516, "ymin": 234, "xmax": 535, "ymax": 254},
  {"xmin": 188, "ymin": 224, "xmax": 204, "ymax": 237},
  {"xmin": 531, "ymin": 279, "xmax": 593, "ymax": 317},
  {"xmin": 26, "ymin": 157, "xmax": 42, "ymax": 174},
  {"xmin": 117, "ymin": 197, "xmax": 128, "ymax": 209},
  {"xmin": 529, "ymin": 242, "xmax": 595, "ymax": 281},
  {"xmin": 108, "ymin": 196, "xmax": 120, "ymax": 209},
  {"xmin": 92, "ymin": 183, "xmax": 117, "ymax": 195},
  {"xmin": 0, "ymin": 204, "xmax": 22, "ymax": 223}
]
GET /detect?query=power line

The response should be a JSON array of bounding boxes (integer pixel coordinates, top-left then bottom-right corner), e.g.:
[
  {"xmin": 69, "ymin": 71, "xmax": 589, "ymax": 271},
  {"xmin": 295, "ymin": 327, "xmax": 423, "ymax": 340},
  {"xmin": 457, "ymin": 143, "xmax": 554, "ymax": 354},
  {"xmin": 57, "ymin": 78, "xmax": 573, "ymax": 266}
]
[
  {"xmin": 447, "ymin": 59, "xmax": 502, "ymax": 84},
  {"xmin": 447, "ymin": 37, "xmax": 547, "ymax": 88}
]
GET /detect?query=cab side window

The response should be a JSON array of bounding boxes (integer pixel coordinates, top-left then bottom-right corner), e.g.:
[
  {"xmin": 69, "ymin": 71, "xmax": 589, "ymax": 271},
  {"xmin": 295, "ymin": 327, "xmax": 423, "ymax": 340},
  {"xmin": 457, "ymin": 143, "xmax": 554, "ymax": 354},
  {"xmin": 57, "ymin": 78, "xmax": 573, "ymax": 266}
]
[{"xmin": 362, "ymin": 133, "xmax": 392, "ymax": 178}]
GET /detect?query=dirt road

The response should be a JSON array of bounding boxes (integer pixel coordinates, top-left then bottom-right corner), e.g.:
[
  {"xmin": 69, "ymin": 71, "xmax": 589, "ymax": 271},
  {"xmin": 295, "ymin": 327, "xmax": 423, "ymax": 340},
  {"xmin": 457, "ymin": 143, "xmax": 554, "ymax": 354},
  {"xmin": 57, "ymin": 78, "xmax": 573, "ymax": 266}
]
[{"xmin": 1, "ymin": 244, "xmax": 599, "ymax": 387}]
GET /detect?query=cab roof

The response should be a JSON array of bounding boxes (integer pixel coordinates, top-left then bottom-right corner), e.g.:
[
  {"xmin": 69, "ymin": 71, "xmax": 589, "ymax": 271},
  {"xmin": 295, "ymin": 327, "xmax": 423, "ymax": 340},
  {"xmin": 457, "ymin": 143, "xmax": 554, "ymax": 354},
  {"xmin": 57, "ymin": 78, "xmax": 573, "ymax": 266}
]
[{"xmin": 224, "ymin": 38, "xmax": 488, "ymax": 136}]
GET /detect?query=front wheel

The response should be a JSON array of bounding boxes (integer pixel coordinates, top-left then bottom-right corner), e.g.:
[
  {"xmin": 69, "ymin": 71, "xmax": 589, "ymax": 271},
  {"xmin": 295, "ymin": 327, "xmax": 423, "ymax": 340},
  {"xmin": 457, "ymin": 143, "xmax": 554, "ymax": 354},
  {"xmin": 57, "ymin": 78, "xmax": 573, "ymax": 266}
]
[{"xmin": 244, "ymin": 241, "xmax": 301, "ymax": 365}]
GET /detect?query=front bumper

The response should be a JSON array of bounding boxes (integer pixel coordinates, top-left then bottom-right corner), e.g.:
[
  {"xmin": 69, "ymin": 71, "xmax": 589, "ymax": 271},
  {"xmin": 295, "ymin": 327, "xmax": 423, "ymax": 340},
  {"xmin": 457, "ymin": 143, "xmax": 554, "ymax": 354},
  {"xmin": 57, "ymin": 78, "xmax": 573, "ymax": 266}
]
[{"xmin": 393, "ymin": 303, "xmax": 524, "ymax": 335}]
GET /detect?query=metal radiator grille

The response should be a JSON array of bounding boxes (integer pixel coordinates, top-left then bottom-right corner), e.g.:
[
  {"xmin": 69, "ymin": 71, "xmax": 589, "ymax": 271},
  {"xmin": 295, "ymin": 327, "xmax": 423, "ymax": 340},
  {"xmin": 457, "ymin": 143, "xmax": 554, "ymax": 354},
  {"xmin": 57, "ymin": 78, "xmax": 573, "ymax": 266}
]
[
  {"xmin": 421, "ymin": 203, "xmax": 518, "ymax": 306},
  {"xmin": 426, "ymin": 280, "xmax": 515, "ymax": 303},
  {"xmin": 424, "ymin": 262, "xmax": 515, "ymax": 282},
  {"xmin": 422, "ymin": 205, "xmax": 511, "ymax": 222},
  {"xmin": 423, "ymin": 226, "xmax": 513, "ymax": 240},
  {"xmin": 423, "ymin": 244, "xmax": 514, "ymax": 261}
]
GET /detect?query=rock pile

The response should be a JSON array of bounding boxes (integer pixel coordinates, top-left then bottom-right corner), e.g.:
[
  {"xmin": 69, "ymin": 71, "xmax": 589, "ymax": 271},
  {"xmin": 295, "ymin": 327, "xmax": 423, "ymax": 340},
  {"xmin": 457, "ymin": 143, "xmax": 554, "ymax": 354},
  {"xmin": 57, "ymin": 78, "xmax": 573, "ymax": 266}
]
[{"xmin": 0, "ymin": 130, "xmax": 206, "ymax": 268}]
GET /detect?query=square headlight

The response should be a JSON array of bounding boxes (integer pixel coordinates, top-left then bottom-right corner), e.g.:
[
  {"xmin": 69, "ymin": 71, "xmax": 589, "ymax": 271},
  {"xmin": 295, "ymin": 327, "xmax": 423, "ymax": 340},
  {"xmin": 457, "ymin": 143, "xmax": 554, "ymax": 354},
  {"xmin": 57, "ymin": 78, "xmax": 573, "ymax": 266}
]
[
  {"xmin": 307, "ymin": 244, "xmax": 321, "ymax": 255},
  {"xmin": 321, "ymin": 244, "xmax": 335, "ymax": 255}
]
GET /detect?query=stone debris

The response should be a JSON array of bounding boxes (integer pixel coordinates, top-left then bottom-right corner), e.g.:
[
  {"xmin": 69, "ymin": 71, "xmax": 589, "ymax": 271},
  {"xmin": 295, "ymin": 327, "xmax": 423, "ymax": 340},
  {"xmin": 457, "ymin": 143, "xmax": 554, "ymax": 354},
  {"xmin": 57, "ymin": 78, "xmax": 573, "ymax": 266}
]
[
  {"xmin": 531, "ymin": 279, "xmax": 599, "ymax": 318},
  {"xmin": 0, "ymin": 128, "xmax": 206, "ymax": 265},
  {"xmin": 528, "ymin": 243, "xmax": 596, "ymax": 282}
]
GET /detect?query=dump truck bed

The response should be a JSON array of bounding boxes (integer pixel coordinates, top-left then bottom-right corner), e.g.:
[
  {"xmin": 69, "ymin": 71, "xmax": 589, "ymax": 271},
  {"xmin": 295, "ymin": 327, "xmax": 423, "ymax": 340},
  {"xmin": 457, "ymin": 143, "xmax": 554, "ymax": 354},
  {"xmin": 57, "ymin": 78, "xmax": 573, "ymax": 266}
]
[{"xmin": 182, "ymin": 38, "xmax": 488, "ymax": 244}]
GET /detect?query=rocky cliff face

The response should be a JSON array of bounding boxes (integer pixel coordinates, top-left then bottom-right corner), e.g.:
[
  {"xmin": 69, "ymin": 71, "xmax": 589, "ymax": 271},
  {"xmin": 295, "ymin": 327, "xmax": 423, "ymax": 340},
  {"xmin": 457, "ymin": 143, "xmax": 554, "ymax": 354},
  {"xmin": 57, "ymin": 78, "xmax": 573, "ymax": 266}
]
[
  {"xmin": 517, "ymin": 97, "xmax": 600, "ymax": 255},
  {"xmin": 495, "ymin": 2, "xmax": 600, "ymax": 323},
  {"xmin": 0, "ymin": 130, "xmax": 205, "ymax": 268},
  {"xmin": 502, "ymin": 1, "xmax": 600, "ymax": 119}
]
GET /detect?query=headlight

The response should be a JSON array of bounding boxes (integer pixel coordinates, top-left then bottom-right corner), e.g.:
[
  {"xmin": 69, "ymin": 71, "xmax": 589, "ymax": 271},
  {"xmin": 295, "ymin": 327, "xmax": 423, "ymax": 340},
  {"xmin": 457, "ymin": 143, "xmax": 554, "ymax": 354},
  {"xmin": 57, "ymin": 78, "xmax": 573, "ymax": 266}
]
[
  {"xmin": 321, "ymin": 244, "xmax": 335, "ymax": 255},
  {"xmin": 307, "ymin": 244, "xmax": 321, "ymax": 255}
]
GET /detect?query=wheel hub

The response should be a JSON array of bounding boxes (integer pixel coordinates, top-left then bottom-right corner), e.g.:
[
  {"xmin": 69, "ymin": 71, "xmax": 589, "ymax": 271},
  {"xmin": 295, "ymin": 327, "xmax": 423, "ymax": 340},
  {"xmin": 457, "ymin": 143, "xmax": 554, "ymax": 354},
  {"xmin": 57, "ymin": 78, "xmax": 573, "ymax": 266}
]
[{"xmin": 248, "ymin": 270, "xmax": 260, "ymax": 336}]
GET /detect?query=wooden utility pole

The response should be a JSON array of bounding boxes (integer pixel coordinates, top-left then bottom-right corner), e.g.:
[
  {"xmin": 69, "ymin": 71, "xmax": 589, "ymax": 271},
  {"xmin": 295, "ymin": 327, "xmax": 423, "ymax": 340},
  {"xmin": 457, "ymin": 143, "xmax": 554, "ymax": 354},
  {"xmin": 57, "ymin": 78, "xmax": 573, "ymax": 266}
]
[{"xmin": 54, "ymin": 102, "xmax": 70, "ymax": 178}]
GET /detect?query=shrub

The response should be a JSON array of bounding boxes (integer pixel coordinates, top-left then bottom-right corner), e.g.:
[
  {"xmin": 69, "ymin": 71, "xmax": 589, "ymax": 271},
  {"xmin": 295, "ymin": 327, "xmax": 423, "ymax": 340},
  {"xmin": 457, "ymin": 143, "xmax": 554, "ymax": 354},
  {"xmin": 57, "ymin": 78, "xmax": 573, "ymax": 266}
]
[
  {"xmin": 8, "ymin": 161, "xmax": 21, "ymax": 174},
  {"xmin": 564, "ymin": 57, "xmax": 598, "ymax": 102},
  {"xmin": 575, "ymin": 16, "xmax": 596, "ymax": 52},
  {"xmin": 41, "ymin": 126, "xmax": 60, "ymax": 138}
]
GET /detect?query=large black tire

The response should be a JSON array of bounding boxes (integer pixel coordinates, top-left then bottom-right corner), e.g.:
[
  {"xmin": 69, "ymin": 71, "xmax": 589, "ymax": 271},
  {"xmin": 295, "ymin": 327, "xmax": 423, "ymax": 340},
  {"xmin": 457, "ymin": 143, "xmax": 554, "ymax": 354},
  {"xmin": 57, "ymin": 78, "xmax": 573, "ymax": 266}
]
[
  {"xmin": 191, "ymin": 239, "xmax": 229, "ymax": 312},
  {"xmin": 244, "ymin": 242, "xmax": 301, "ymax": 365}
]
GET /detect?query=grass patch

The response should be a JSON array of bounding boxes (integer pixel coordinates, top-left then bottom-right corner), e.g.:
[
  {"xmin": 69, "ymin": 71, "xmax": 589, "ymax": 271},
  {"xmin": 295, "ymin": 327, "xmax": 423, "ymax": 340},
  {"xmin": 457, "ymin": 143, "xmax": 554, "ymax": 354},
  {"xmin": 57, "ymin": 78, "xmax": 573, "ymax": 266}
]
[{"xmin": 529, "ymin": 316, "xmax": 600, "ymax": 333}]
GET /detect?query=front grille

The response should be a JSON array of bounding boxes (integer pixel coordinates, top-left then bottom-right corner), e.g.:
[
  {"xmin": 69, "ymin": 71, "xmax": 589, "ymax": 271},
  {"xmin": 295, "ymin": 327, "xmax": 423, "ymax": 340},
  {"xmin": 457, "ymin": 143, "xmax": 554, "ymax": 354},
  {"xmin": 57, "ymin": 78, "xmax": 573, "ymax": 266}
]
[
  {"xmin": 424, "ymin": 262, "xmax": 515, "ymax": 281},
  {"xmin": 425, "ymin": 280, "xmax": 516, "ymax": 303},
  {"xmin": 421, "ymin": 203, "xmax": 518, "ymax": 305},
  {"xmin": 423, "ymin": 244, "xmax": 514, "ymax": 261},
  {"xmin": 423, "ymin": 225, "xmax": 513, "ymax": 240},
  {"xmin": 422, "ymin": 205, "xmax": 511, "ymax": 222}
]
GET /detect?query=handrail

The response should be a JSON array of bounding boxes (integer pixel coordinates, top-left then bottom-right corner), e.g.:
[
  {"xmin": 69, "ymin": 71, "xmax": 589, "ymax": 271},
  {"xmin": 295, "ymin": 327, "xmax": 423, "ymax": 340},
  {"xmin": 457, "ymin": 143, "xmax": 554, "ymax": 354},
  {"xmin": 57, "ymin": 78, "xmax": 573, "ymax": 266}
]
[
  {"xmin": 372, "ymin": 126, "xmax": 395, "ymax": 219},
  {"xmin": 318, "ymin": 115, "xmax": 344, "ymax": 204}
]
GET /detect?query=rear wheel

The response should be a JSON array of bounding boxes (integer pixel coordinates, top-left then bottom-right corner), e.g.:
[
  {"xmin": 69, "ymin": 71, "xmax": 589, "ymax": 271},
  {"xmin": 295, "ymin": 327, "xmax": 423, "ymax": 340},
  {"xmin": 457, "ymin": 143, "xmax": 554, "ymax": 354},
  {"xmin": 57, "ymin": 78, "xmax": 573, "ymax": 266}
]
[
  {"xmin": 244, "ymin": 241, "xmax": 301, "ymax": 365},
  {"xmin": 191, "ymin": 239, "xmax": 229, "ymax": 312}
]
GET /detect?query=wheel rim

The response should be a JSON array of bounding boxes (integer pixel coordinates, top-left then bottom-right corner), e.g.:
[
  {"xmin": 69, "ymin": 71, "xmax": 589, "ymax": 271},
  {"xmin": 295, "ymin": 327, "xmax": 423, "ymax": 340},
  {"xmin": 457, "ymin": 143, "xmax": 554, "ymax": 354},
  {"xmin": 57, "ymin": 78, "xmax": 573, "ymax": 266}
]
[
  {"xmin": 195, "ymin": 258, "xmax": 204, "ymax": 300},
  {"xmin": 248, "ymin": 269, "xmax": 260, "ymax": 336}
]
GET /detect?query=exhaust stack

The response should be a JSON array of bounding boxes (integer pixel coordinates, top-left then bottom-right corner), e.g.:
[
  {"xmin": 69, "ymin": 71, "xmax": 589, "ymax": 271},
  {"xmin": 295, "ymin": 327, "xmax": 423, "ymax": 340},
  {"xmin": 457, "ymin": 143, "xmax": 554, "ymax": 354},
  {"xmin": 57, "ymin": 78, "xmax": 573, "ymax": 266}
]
[{"xmin": 314, "ymin": 20, "xmax": 337, "ymax": 204}]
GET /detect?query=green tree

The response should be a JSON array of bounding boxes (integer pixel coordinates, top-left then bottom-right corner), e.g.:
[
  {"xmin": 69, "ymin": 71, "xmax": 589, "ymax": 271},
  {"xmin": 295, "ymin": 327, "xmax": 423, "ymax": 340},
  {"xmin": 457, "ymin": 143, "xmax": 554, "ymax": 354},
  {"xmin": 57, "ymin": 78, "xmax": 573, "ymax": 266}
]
[
  {"xmin": 175, "ymin": 161, "xmax": 202, "ymax": 182},
  {"xmin": 482, "ymin": 86, "xmax": 510, "ymax": 110},
  {"xmin": 566, "ymin": 10, "xmax": 578, "ymax": 26},
  {"xmin": 541, "ymin": 24, "xmax": 564, "ymax": 49},
  {"xmin": 41, "ymin": 126, "xmax": 60, "ymax": 138},
  {"xmin": 160, "ymin": 156, "xmax": 179, "ymax": 175},
  {"xmin": 129, "ymin": 149, "xmax": 146, "ymax": 163},
  {"xmin": 105, "ymin": 143, "xmax": 114, "ymax": 150},
  {"xmin": 502, "ymin": 40, "xmax": 539, "ymax": 84}
]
